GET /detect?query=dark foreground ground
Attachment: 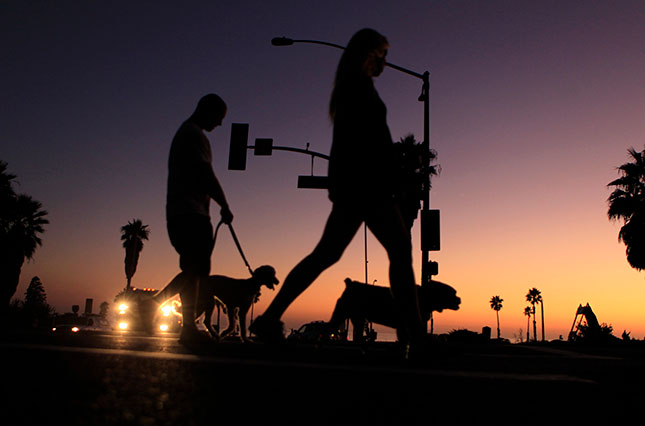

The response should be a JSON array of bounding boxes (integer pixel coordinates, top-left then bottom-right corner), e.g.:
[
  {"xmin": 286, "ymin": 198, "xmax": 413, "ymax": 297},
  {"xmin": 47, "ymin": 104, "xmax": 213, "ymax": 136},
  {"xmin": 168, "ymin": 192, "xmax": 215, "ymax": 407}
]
[{"xmin": 3, "ymin": 330, "xmax": 644, "ymax": 425}]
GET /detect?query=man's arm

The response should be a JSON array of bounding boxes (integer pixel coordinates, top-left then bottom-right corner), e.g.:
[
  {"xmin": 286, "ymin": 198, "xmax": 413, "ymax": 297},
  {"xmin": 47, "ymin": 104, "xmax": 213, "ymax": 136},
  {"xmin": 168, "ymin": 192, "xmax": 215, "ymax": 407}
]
[{"xmin": 195, "ymin": 162, "xmax": 233, "ymax": 224}]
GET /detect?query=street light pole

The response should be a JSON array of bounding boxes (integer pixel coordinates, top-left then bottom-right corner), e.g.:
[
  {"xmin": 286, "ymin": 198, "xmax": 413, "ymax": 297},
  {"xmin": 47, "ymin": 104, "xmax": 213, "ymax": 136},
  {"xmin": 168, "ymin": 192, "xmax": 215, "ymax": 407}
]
[{"xmin": 271, "ymin": 36, "xmax": 437, "ymax": 288}]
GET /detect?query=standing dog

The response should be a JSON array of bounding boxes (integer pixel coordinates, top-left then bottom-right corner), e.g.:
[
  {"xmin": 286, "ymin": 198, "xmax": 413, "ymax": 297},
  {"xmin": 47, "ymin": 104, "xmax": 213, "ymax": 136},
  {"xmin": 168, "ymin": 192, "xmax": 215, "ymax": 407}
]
[
  {"xmin": 329, "ymin": 278, "xmax": 461, "ymax": 342},
  {"xmin": 196, "ymin": 265, "xmax": 279, "ymax": 341}
]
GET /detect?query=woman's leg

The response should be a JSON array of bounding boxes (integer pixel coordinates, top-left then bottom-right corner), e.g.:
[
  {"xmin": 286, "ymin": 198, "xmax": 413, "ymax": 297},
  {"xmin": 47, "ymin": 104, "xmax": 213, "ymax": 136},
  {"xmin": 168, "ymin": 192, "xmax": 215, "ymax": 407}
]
[
  {"xmin": 366, "ymin": 201, "xmax": 424, "ymax": 343},
  {"xmin": 262, "ymin": 204, "xmax": 362, "ymax": 321}
]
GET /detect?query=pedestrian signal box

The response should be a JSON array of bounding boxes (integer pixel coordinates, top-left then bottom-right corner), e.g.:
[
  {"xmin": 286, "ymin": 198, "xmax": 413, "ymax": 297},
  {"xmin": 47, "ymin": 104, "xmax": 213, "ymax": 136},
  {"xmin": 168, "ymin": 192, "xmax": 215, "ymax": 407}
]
[
  {"xmin": 421, "ymin": 209, "xmax": 440, "ymax": 251},
  {"xmin": 254, "ymin": 138, "xmax": 273, "ymax": 156}
]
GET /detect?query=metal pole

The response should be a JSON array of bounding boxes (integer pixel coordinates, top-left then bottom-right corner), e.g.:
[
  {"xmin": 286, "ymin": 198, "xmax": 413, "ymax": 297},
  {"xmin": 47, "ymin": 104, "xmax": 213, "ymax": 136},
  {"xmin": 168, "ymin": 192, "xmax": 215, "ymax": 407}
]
[
  {"xmin": 364, "ymin": 223, "xmax": 368, "ymax": 284},
  {"xmin": 421, "ymin": 72, "xmax": 431, "ymax": 288}
]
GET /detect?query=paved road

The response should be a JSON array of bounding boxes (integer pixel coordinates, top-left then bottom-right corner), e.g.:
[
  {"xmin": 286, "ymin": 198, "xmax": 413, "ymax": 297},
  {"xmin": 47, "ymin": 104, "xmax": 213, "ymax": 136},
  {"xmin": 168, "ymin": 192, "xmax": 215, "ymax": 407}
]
[{"xmin": 3, "ymin": 330, "xmax": 643, "ymax": 425}]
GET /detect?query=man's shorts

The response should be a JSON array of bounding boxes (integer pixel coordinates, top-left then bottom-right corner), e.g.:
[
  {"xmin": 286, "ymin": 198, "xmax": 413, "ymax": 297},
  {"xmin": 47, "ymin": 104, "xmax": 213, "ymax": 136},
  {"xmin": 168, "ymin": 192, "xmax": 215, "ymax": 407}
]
[{"xmin": 167, "ymin": 214, "xmax": 214, "ymax": 276}]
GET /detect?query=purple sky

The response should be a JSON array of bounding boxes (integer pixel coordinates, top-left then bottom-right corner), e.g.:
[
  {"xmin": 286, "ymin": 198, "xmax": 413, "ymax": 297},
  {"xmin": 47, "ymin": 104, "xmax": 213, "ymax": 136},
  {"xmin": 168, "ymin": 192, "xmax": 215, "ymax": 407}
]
[{"xmin": 3, "ymin": 1, "xmax": 645, "ymax": 339}]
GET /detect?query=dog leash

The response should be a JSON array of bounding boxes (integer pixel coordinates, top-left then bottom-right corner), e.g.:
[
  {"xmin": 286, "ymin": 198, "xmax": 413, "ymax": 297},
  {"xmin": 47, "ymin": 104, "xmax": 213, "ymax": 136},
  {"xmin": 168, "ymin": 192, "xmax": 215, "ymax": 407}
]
[
  {"xmin": 212, "ymin": 219, "xmax": 260, "ymax": 327},
  {"xmin": 213, "ymin": 220, "xmax": 254, "ymax": 276}
]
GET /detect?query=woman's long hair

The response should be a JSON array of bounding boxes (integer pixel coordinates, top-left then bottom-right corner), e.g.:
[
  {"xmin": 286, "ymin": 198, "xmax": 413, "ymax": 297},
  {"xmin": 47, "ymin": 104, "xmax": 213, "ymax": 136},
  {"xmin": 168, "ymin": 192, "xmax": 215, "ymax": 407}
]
[{"xmin": 329, "ymin": 28, "xmax": 388, "ymax": 120}]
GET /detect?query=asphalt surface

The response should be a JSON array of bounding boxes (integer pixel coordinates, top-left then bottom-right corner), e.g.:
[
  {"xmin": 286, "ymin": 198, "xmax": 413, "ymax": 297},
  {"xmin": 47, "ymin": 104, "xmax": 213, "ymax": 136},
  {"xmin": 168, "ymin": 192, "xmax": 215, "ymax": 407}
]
[{"xmin": 3, "ymin": 330, "xmax": 644, "ymax": 425}]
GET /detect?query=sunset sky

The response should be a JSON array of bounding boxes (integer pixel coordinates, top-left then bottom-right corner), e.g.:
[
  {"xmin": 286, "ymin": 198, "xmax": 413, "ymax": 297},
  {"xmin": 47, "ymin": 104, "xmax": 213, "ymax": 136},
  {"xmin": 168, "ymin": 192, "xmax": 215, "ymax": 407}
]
[{"xmin": 3, "ymin": 1, "xmax": 645, "ymax": 341}]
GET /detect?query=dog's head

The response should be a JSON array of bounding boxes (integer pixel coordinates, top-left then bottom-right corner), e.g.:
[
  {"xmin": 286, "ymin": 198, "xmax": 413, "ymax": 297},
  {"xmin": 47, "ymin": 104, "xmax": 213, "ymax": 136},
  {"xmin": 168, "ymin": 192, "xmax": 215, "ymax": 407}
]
[
  {"xmin": 252, "ymin": 265, "xmax": 279, "ymax": 290},
  {"xmin": 419, "ymin": 280, "xmax": 461, "ymax": 313}
]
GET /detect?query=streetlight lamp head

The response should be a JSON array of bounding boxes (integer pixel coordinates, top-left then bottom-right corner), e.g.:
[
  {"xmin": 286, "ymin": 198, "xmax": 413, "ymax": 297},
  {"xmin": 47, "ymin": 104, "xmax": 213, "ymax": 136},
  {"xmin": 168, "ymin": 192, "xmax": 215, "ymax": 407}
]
[{"xmin": 271, "ymin": 37, "xmax": 294, "ymax": 46}]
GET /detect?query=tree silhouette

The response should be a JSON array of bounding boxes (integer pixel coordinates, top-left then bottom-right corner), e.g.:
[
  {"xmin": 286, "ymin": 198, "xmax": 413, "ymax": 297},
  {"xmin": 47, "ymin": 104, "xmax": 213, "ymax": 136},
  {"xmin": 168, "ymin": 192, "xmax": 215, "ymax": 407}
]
[
  {"xmin": 607, "ymin": 147, "xmax": 645, "ymax": 270},
  {"xmin": 523, "ymin": 306, "xmax": 532, "ymax": 342},
  {"xmin": 24, "ymin": 276, "xmax": 46, "ymax": 306},
  {"xmin": 99, "ymin": 301, "xmax": 110, "ymax": 318},
  {"xmin": 0, "ymin": 161, "xmax": 49, "ymax": 307},
  {"xmin": 489, "ymin": 295, "xmax": 503, "ymax": 339},
  {"xmin": 392, "ymin": 134, "xmax": 439, "ymax": 230},
  {"xmin": 120, "ymin": 219, "xmax": 149, "ymax": 290},
  {"xmin": 526, "ymin": 288, "xmax": 542, "ymax": 342},
  {"xmin": 23, "ymin": 276, "xmax": 53, "ymax": 328},
  {"xmin": 539, "ymin": 294, "xmax": 545, "ymax": 341}
]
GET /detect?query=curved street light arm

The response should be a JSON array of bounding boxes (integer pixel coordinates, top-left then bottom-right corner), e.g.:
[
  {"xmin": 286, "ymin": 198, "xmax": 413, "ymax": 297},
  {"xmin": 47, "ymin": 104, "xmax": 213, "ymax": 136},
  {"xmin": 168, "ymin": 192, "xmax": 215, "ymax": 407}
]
[
  {"xmin": 271, "ymin": 145, "xmax": 329, "ymax": 161},
  {"xmin": 272, "ymin": 37, "xmax": 426, "ymax": 80}
]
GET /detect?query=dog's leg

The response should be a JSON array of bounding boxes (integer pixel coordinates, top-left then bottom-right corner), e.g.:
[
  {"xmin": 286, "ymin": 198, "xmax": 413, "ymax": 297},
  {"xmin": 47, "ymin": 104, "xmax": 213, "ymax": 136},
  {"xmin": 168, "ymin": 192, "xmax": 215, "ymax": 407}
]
[
  {"xmin": 238, "ymin": 308, "xmax": 248, "ymax": 342},
  {"xmin": 328, "ymin": 291, "xmax": 350, "ymax": 331},
  {"xmin": 351, "ymin": 317, "xmax": 366, "ymax": 343},
  {"xmin": 202, "ymin": 298, "xmax": 218, "ymax": 338},
  {"xmin": 220, "ymin": 306, "xmax": 238, "ymax": 338}
]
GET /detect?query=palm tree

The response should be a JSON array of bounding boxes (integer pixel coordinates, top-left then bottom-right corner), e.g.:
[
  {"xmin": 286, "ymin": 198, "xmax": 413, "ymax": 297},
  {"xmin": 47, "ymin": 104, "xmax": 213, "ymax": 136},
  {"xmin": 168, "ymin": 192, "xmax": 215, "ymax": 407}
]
[
  {"xmin": 489, "ymin": 295, "xmax": 503, "ymax": 339},
  {"xmin": 539, "ymin": 294, "xmax": 545, "ymax": 341},
  {"xmin": 0, "ymin": 161, "xmax": 16, "ymax": 199},
  {"xmin": 523, "ymin": 307, "xmax": 532, "ymax": 342},
  {"xmin": 526, "ymin": 288, "xmax": 542, "ymax": 342},
  {"xmin": 0, "ymin": 161, "xmax": 49, "ymax": 306},
  {"xmin": 392, "ymin": 133, "xmax": 439, "ymax": 231},
  {"xmin": 120, "ymin": 219, "xmax": 149, "ymax": 291},
  {"xmin": 608, "ymin": 147, "xmax": 645, "ymax": 270}
]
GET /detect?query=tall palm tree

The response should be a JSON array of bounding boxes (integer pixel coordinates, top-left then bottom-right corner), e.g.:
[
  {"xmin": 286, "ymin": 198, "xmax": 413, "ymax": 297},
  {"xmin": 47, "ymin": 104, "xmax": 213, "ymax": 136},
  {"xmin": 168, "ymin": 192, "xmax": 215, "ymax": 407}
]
[
  {"xmin": 608, "ymin": 147, "xmax": 645, "ymax": 270},
  {"xmin": 120, "ymin": 219, "xmax": 149, "ymax": 291},
  {"xmin": 526, "ymin": 288, "xmax": 542, "ymax": 342},
  {"xmin": 489, "ymin": 295, "xmax": 503, "ymax": 339},
  {"xmin": 523, "ymin": 307, "xmax": 532, "ymax": 342},
  {"xmin": 539, "ymin": 295, "xmax": 545, "ymax": 341},
  {"xmin": 0, "ymin": 161, "xmax": 16, "ymax": 199},
  {"xmin": 0, "ymin": 161, "xmax": 49, "ymax": 306}
]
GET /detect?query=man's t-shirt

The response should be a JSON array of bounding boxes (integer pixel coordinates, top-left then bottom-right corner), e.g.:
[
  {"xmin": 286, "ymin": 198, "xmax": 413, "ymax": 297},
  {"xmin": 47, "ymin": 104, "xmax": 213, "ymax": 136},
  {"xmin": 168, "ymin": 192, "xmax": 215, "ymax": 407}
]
[{"xmin": 166, "ymin": 120, "xmax": 214, "ymax": 220}]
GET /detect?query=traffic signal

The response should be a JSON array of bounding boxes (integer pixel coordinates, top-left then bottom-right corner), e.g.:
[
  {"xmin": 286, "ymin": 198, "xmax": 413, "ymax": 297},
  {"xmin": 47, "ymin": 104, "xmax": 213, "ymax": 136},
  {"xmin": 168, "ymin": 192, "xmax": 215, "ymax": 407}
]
[{"xmin": 228, "ymin": 123, "xmax": 249, "ymax": 170}]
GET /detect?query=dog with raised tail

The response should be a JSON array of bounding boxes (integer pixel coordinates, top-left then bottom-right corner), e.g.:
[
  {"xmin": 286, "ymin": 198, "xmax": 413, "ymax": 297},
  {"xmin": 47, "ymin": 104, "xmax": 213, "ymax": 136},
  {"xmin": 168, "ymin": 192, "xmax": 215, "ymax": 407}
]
[
  {"xmin": 329, "ymin": 278, "xmax": 461, "ymax": 342},
  {"xmin": 196, "ymin": 265, "xmax": 279, "ymax": 341}
]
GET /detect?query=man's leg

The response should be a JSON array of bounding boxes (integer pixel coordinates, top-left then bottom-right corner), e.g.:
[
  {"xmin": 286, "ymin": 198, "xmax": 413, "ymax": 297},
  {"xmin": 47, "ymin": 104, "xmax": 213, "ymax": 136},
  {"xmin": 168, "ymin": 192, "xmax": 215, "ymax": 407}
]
[
  {"xmin": 139, "ymin": 272, "xmax": 188, "ymax": 334},
  {"xmin": 165, "ymin": 215, "xmax": 214, "ymax": 342},
  {"xmin": 178, "ymin": 272, "xmax": 200, "ymax": 331},
  {"xmin": 152, "ymin": 272, "xmax": 188, "ymax": 304}
]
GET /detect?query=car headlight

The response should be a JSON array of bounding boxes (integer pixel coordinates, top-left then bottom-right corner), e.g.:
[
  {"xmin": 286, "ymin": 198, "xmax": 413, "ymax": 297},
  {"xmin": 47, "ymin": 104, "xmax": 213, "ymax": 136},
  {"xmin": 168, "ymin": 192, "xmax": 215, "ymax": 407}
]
[{"xmin": 118, "ymin": 303, "xmax": 128, "ymax": 314}]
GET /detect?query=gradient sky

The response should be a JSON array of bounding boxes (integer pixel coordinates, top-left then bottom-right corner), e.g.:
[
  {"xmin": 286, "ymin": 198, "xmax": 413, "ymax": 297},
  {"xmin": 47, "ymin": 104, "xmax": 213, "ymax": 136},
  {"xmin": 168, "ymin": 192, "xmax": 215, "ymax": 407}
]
[{"xmin": 3, "ymin": 0, "xmax": 645, "ymax": 340}]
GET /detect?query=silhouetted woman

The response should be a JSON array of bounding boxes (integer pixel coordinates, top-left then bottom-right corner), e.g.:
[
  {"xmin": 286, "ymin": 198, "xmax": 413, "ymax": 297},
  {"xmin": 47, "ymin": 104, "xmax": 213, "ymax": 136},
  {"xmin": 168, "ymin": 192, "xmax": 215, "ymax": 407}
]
[{"xmin": 251, "ymin": 29, "xmax": 425, "ymax": 345}]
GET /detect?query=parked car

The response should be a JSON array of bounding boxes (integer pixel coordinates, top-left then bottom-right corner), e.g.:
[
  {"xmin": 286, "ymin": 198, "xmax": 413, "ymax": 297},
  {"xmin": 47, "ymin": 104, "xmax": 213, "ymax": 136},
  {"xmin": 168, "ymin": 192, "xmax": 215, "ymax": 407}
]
[
  {"xmin": 51, "ymin": 324, "xmax": 83, "ymax": 334},
  {"xmin": 287, "ymin": 321, "xmax": 346, "ymax": 343}
]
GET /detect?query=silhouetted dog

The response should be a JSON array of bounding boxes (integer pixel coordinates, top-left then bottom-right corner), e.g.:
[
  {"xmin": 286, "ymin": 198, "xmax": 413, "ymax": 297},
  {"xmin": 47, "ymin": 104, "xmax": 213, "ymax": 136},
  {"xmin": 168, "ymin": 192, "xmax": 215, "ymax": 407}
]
[
  {"xmin": 329, "ymin": 278, "xmax": 461, "ymax": 342},
  {"xmin": 196, "ymin": 265, "xmax": 279, "ymax": 341}
]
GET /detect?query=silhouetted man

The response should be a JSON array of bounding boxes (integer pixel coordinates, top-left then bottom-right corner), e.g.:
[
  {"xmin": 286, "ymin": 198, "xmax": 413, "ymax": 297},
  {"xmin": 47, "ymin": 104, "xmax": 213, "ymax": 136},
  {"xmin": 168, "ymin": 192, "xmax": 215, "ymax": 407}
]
[{"xmin": 141, "ymin": 93, "xmax": 232, "ymax": 343}]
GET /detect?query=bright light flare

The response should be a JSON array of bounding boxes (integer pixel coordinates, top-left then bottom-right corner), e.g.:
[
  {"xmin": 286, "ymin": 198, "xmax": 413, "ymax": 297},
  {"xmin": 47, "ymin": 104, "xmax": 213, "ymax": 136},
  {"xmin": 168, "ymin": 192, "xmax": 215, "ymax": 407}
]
[
  {"xmin": 118, "ymin": 322, "xmax": 129, "ymax": 330},
  {"xmin": 160, "ymin": 300, "xmax": 181, "ymax": 317},
  {"xmin": 159, "ymin": 324, "xmax": 169, "ymax": 332},
  {"xmin": 118, "ymin": 303, "xmax": 128, "ymax": 314}
]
